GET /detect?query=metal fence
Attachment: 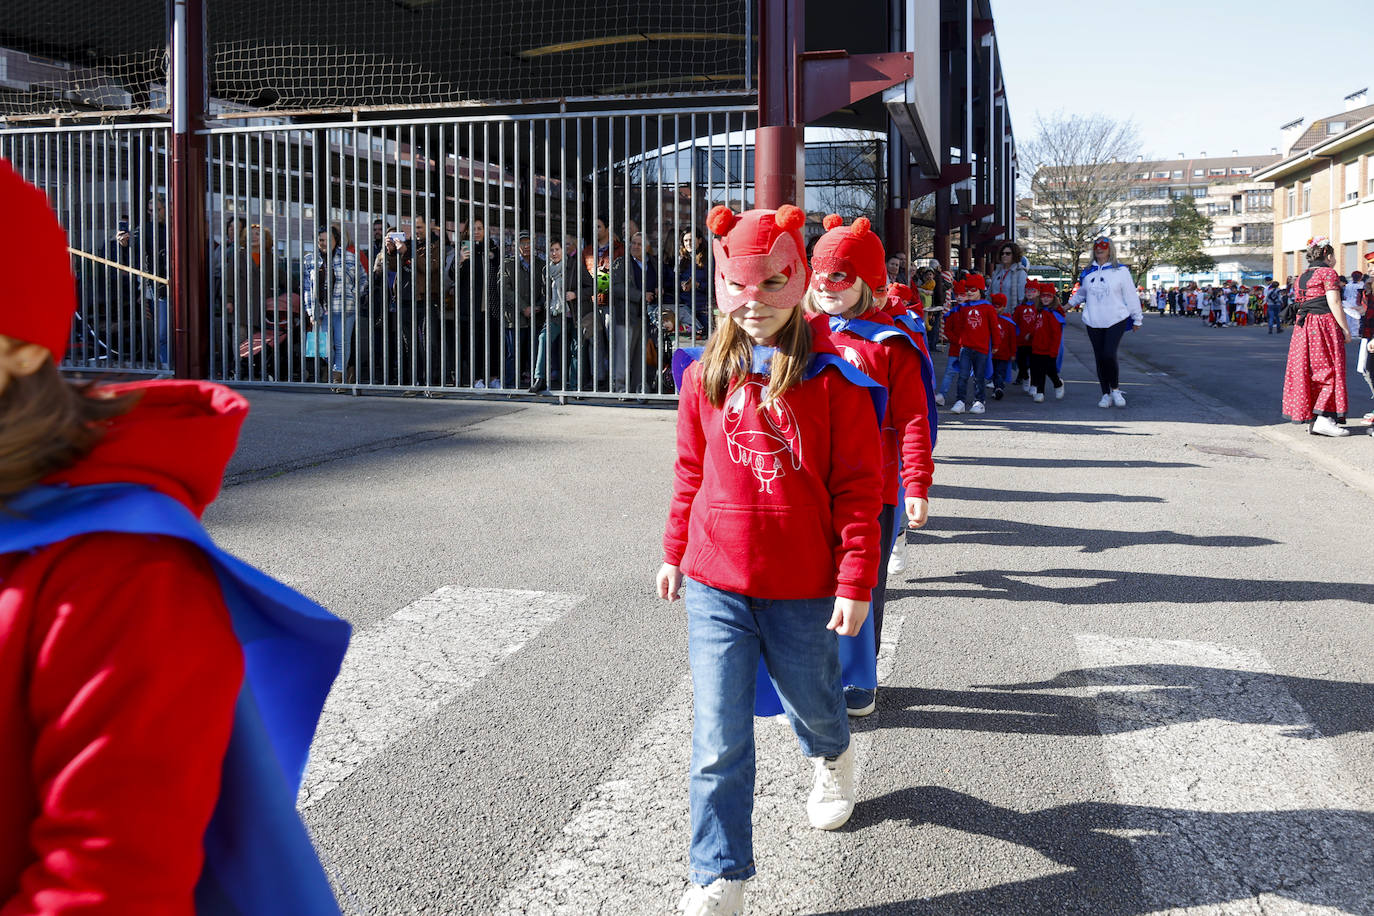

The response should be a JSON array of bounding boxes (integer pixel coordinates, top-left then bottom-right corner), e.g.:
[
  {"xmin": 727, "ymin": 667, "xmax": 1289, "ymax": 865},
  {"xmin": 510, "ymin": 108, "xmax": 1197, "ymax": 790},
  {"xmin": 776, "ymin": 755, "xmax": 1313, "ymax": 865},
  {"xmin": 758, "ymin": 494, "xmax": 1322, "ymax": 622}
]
[
  {"xmin": 203, "ymin": 106, "xmax": 756, "ymax": 399},
  {"xmin": 0, "ymin": 124, "xmax": 171, "ymax": 373}
]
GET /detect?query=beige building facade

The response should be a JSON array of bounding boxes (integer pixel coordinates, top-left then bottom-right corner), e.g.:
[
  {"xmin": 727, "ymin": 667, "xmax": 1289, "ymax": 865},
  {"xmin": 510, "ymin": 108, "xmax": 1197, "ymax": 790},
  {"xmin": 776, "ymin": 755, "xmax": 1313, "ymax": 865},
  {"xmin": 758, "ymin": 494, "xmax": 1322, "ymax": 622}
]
[{"xmin": 1255, "ymin": 103, "xmax": 1374, "ymax": 282}]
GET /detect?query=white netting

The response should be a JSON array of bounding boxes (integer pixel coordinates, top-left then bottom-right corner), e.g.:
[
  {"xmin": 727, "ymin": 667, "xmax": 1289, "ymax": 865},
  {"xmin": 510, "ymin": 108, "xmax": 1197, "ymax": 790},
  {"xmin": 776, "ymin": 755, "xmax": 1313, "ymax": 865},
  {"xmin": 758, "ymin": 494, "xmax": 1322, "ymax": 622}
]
[
  {"xmin": 209, "ymin": 0, "xmax": 750, "ymax": 112},
  {"xmin": 0, "ymin": 2, "xmax": 167, "ymax": 117}
]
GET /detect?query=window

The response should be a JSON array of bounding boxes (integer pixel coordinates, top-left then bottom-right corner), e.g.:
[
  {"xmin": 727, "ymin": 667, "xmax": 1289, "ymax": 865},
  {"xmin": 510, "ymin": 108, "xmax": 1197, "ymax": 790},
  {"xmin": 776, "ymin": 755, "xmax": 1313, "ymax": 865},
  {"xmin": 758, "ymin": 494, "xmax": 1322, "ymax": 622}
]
[
  {"xmin": 1193, "ymin": 169, "xmax": 1204, "ymax": 177},
  {"xmin": 1327, "ymin": 121, "xmax": 1346, "ymax": 135},
  {"xmin": 1232, "ymin": 194, "xmax": 1242, "ymax": 214},
  {"xmin": 1193, "ymin": 187, "xmax": 1206, "ymax": 198},
  {"xmin": 1287, "ymin": 185, "xmax": 1296, "ymax": 216},
  {"xmin": 1154, "ymin": 171, "xmax": 1169, "ymax": 179},
  {"xmin": 1344, "ymin": 242, "xmax": 1357, "ymax": 271},
  {"xmin": 1302, "ymin": 181, "xmax": 1312, "ymax": 214},
  {"xmin": 1232, "ymin": 167, "xmax": 1251, "ymax": 175},
  {"xmin": 1209, "ymin": 168, "xmax": 1226, "ymax": 176},
  {"xmin": 1345, "ymin": 162, "xmax": 1360, "ymax": 202},
  {"xmin": 1231, "ymin": 227, "xmax": 1242, "ymax": 243},
  {"xmin": 1287, "ymin": 252, "xmax": 1298, "ymax": 280}
]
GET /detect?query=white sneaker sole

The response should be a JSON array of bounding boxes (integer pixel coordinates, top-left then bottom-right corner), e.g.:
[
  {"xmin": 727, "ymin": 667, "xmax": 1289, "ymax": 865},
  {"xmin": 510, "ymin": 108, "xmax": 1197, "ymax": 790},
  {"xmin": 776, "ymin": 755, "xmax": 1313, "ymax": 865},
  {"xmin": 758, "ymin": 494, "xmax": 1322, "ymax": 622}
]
[
  {"xmin": 846, "ymin": 699, "xmax": 876, "ymax": 718},
  {"xmin": 808, "ymin": 803, "xmax": 854, "ymax": 830}
]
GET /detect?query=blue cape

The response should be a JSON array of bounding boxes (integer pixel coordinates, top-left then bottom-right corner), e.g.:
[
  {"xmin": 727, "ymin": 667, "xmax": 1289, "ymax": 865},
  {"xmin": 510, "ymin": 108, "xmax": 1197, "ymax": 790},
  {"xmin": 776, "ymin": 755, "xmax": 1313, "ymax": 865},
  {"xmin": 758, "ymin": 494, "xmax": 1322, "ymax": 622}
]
[
  {"xmin": 0, "ymin": 484, "xmax": 349, "ymax": 916},
  {"xmin": 827, "ymin": 315, "xmax": 939, "ymax": 448},
  {"xmin": 672, "ymin": 346, "xmax": 887, "ymax": 714}
]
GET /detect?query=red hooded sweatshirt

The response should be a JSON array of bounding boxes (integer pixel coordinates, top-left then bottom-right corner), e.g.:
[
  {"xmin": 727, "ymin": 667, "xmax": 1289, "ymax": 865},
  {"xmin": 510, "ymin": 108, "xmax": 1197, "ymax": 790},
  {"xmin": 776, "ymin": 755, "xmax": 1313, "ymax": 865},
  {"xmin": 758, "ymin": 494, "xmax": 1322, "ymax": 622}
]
[
  {"xmin": 663, "ymin": 336, "xmax": 884, "ymax": 602},
  {"xmin": 1014, "ymin": 301, "xmax": 1038, "ymax": 347},
  {"xmin": 1031, "ymin": 306, "xmax": 1066, "ymax": 356},
  {"xmin": 992, "ymin": 314, "xmax": 1018, "ymax": 362},
  {"xmin": 0, "ymin": 381, "xmax": 247, "ymax": 915},
  {"xmin": 809, "ymin": 311, "xmax": 934, "ymax": 505}
]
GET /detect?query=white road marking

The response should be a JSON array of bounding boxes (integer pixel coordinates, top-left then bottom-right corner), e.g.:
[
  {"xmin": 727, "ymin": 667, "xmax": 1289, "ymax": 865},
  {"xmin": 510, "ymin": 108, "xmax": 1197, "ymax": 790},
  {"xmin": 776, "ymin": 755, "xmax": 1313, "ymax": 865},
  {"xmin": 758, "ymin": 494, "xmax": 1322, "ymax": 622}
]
[
  {"xmin": 1075, "ymin": 633, "xmax": 1374, "ymax": 914},
  {"xmin": 298, "ymin": 586, "xmax": 582, "ymax": 809},
  {"xmin": 494, "ymin": 614, "xmax": 908, "ymax": 914}
]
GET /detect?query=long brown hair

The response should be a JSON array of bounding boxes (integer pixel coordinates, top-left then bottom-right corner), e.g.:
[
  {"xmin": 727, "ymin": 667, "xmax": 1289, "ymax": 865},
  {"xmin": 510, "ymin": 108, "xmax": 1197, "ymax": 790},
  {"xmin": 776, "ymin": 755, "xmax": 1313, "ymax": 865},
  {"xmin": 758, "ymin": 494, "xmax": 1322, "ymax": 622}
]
[
  {"xmin": 699, "ymin": 307, "xmax": 812, "ymax": 410},
  {"xmin": 800, "ymin": 280, "xmax": 875, "ymax": 320},
  {"xmin": 0, "ymin": 361, "xmax": 140, "ymax": 508}
]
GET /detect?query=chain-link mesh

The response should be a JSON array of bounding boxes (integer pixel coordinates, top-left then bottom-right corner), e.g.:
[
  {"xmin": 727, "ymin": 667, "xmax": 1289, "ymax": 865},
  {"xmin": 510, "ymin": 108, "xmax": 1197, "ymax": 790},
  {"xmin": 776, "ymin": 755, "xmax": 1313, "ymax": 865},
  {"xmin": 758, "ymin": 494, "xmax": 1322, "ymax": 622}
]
[{"xmin": 0, "ymin": 2, "xmax": 167, "ymax": 117}]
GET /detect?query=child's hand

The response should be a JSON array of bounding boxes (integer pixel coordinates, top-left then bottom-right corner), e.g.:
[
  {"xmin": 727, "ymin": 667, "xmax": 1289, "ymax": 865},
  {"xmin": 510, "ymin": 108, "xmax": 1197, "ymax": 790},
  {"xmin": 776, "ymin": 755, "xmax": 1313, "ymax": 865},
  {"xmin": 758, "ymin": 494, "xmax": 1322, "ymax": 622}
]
[
  {"xmin": 656, "ymin": 563, "xmax": 684, "ymax": 602},
  {"xmin": 827, "ymin": 597, "xmax": 870, "ymax": 636},
  {"xmin": 906, "ymin": 496, "xmax": 929, "ymax": 529}
]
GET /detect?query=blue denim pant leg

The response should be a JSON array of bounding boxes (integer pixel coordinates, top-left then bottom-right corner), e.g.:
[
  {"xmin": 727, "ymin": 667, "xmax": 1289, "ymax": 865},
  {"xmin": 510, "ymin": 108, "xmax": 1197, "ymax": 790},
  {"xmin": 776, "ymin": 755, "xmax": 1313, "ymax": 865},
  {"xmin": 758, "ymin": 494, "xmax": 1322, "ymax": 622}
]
[
  {"xmin": 961, "ymin": 348, "xmax": 988, "ymax": 402},
  {"xmin": 154, "ymin": 296, "xmax": 170, "ymax": 368},
  {"xmin": 938, "ymin": 355, "xmax": 960, "ymax": 396},
  {"xmin": 955, "ymin": 347, "xmax": 974, "ymax": 402},
  {"xmin": 329, "ymin": 310, "xmax": 357, "ymax": 374},
  {"xmin": 685, "ymin": 579, "xmax": 849, "ymax": 886}
]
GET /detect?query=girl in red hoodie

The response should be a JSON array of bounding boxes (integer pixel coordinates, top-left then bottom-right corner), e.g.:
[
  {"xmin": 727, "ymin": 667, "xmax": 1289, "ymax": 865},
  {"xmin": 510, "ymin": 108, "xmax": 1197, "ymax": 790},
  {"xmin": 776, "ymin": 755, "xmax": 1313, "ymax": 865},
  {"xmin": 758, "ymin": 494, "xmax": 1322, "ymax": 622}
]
[
  {"xmin": 1029, "ymin": 282, "xmax": 1067, "ymax": 402},
  {"xmin": 657, "ymin": 205, "xmax": 884, "ymax": 915},
  {"xmin": 802, "ymin": 215, "xmax": 933, "ymax": 718},
  {"xmin": 0, "ymin": 159, "xmax": 346, "ymax": 916}
]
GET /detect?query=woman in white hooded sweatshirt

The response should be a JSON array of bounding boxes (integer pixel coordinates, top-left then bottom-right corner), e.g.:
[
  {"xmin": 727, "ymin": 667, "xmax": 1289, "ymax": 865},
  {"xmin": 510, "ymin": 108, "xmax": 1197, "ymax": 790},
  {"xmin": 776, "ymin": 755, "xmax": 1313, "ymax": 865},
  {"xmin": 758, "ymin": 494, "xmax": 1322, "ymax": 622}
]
[{"xmin": 1068, "ymin": 236, "xmax": 1143, "ymax": 407}]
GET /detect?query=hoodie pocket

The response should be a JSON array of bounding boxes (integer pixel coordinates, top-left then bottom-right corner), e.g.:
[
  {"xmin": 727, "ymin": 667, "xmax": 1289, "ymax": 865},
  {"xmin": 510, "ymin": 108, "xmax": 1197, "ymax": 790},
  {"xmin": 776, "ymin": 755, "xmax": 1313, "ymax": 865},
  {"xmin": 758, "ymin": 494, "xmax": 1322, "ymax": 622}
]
[{"xmin": 701, "ymin": 504, "xmax": 831, "ymax": 591}]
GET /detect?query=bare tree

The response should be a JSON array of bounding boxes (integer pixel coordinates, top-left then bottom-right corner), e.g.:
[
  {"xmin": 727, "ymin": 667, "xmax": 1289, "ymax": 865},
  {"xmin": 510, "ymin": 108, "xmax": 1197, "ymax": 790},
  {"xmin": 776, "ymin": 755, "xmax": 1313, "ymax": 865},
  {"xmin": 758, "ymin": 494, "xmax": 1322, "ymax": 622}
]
[{"xmin": 1020, "ymin": 112, "xmax": 1142, "ymax": 277}]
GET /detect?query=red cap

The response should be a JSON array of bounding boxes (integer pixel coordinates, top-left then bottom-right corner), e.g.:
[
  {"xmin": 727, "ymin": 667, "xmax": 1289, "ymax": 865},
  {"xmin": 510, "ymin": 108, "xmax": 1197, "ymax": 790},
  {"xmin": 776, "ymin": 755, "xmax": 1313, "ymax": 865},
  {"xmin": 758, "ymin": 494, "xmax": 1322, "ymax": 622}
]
[
  {"xmin": 1038, "ymin": 282, "xmax": 1057, "ymax": 296},
  {"xmin": 810, "ymin": 214, "xmax": 887, "ymax": 293},
  {"xmin": 990, "ymin": 293, "xmax": 1007, "ymax": 307},
  {"xmin": 964, "ymin": 273, "xmax": 986, "ymax": 292},
  {"xmin": 951, "ymin": 280, "xmax": 968, "ymax": 296},
  {"xmin": 886, "ymin": 282, "xmax": 915, "ymax": 305},
  {"xmin": 0, "ymin": 158, "xmax": 77, "ymax": 361}
]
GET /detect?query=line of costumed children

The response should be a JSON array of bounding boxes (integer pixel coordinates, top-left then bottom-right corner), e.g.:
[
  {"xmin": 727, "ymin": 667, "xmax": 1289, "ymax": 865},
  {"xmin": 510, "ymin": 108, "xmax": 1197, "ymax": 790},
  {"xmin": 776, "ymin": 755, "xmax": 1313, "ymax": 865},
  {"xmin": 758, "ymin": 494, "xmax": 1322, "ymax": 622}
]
[
  {"xmin": 656, "ymin": 206, "xmax": 937, "ymax": 916},
  {"xmin": 935, "ymin": 275, "xmax": 1067, "ymax": 410},
  {"xmin": 0, "ymin": 160, "xmax": 350, "ymax": 915}
]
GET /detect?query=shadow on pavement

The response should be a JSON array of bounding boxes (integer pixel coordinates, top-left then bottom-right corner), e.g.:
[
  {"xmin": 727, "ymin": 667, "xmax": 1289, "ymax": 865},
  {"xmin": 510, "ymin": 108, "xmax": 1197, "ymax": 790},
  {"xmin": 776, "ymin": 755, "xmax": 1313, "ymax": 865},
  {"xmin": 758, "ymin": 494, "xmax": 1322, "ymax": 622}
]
[
  {"xmin": 888, "ymin": 568, "xmax": 1370, "ymax": 606},
  {"xmin": 815, "ymin": 788, "xmax": 1374, "ymax": 915},
  {"xmin": 946, "ymin": 418, "xmax": 1153, "ymax": 437},
  {"xmin": 905, "ymin": 517, "xmax": 1275, "ymax": 553},
  {"xmin": 929, "ymin": 485, "xmax": 1166, "ymax": 504},
  {"xmin": 865, "ymin": 666, "xmax": 1374, "ymax": 739},
  {"xmin": 936, "ymin": 456, "xmax": 1202, "ymax": 470}
]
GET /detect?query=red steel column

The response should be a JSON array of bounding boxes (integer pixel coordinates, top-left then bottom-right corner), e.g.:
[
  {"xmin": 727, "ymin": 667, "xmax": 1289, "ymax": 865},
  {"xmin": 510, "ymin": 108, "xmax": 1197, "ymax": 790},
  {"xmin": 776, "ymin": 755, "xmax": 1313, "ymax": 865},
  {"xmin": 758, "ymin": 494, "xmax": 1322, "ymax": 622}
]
[
  {"xmin": 755, "ymin": 0, "xmax": 804, "ymax": 209},
  {"xmin": 168, "ymin": 0, "xmax": 209, "ymax": 378}
]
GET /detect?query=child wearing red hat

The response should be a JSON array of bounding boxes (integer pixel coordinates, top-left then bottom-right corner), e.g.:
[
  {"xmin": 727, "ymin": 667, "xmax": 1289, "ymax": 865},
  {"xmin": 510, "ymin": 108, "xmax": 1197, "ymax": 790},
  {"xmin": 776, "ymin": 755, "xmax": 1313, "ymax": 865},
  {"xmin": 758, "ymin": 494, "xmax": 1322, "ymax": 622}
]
[
  {"xmin": 1012, "ymin": 286, "xmax": 1039, "ymax": 393},
  {"xmin": 1029, "ymin": 282, "xmax": 1067, "ymax": 402},
  {"xmin": 933, "ymin": 280, "xmax": 970, "ymax": 406},
  {"xmin": 950, "ymin": 273, "xmax": 997, "ymax": 414},
  {"xmin": 990, "ymin": 292, "xmax": 1018, "ymax": 400},
  {"xmin": 657, "ymin": 204, "xmax": 885, "ymax": 915},
  {"xmin": 0, "ymin": 159, "xmax": 349, "ymax": 914},
  {"xmin": 801, "ymin": 214, "xmax": 935, "ymax": 717}
]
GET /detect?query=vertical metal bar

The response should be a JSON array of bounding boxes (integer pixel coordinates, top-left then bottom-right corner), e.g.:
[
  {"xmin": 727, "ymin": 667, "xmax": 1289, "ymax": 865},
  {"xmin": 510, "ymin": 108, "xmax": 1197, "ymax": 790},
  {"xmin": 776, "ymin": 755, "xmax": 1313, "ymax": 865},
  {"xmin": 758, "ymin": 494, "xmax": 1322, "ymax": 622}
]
[
  {"xmin": 574, "ymin": 117, "xmax": 583, "ymax": 395},
  {"xmin": 591, "ymin": 115, "xmax": 600, "ymax": 396},
  {"xmin": 639, "ymin": 115, "xmax": 648, "ymax": 397},
  {"xmin": 656, "ymin": 112, "xmax": 666, "ymax": 395},
  {"xmin": 498, "ymin": 121, "xmax": 507, "ymax": 389},
  {"xmin": 557, "ymin": 116, "xmax": 568, "ymax": 394},
  {"xmin": 467, "ymin": 121, "xmax": 476, "ymax": 389}
]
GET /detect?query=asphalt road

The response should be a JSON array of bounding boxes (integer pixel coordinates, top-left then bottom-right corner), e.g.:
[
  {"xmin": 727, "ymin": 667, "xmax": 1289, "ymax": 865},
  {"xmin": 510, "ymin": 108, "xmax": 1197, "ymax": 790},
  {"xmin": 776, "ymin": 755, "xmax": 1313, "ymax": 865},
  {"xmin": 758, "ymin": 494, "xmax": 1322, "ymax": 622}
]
[{"xmin": 205, "ymin": 317, "xmax": 1374, "ymax": 915}]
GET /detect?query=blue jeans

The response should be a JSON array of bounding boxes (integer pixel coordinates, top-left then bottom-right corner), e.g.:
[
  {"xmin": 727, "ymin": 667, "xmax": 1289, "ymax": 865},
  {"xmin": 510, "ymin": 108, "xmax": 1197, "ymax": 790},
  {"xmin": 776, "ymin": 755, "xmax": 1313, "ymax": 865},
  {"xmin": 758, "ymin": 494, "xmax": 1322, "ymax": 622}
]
[
  {"xmin": 533, "ymin": 318, "xmax": 564, "ymax": 382},
  {"xmin": 956, "ymin": 347, "xmax": 988, "ymax": 403},
  {"xmin": 937, "ymin": 353, "xmax": 960, "ymax": 396},
  {"xmin": 685, "ymin": 578, "xmax": 849, "ymax": 885},
  {"xmin": 992, "ymin": 358, "xmax": 1011, "ymax": 390},
  {"xmin": 326, "ymin": 309, "xmax": 356, "ymax": 374},
  {"xmin": 153, "ymin": 295, "xmax": 169, "ymax": 369},
  {"xmin": 1268, "ymin": 308, "xmax": 1282, "ymax": 332}
]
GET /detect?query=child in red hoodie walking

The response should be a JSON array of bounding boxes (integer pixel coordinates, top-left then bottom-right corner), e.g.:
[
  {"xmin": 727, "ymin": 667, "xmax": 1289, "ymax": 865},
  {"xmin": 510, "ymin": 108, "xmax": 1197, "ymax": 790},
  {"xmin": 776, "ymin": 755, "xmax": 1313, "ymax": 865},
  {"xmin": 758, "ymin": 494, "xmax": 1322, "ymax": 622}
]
[
  {"xmin": 0, "ymin": 159, "xmax": 348, "ymax": 916},
  {"xmin": 950, "ymin": 274, "xmax": 997, "ymax": 414},
  {"xmin": 1012, "ymin": 287, "xmax": 1039, "ymax": 392},
  {"xmin": 1029, "ymin": 282, "xmax": 1067, "ymax": 402},
  {"xmin": 802, "ymin": 215, "xmax": 934, "ymax": 717},
  {"xmin": 657, "ymin": 205, "xmax": 884, "ymax": 916},
  {"xmin": 990, "ymin": 292, "xmax": 1019, "ymax": 400}
]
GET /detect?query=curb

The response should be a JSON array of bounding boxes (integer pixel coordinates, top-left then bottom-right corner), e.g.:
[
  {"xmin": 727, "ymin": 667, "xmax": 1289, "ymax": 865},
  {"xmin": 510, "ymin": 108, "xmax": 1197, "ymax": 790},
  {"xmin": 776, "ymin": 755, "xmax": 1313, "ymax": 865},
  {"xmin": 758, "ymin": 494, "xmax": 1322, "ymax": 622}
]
[{"xmin": 1086, "ymin": 319, "xmax": 1374, "ymax": 500}]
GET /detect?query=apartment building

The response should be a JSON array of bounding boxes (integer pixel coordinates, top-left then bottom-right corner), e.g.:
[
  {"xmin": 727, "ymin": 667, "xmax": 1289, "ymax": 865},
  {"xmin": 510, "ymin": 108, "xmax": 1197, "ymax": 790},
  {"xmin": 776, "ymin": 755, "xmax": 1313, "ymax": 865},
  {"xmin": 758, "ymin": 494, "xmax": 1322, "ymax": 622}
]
[
  {"xmin": 1255, "ymin": 101, "xmax": 1374, "ymax": 282},
  {"xmin": 1021, "ymin": 153, "xmax": 1278, "ymax": 285}
]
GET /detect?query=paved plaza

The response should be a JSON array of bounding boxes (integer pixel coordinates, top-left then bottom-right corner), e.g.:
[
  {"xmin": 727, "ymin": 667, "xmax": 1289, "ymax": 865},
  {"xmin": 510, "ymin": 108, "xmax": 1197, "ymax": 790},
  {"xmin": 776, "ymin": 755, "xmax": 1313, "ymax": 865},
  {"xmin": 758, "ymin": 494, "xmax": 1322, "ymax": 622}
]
[{"xmin": 207, "ymin": 315, "xmax": 1374, "ymax": 915}]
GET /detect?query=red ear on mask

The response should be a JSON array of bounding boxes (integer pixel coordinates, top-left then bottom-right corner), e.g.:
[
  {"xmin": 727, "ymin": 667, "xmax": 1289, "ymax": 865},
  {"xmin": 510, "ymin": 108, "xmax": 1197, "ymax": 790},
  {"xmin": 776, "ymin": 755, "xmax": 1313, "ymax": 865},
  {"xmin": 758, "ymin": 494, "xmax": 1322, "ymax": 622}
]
[
  {"xmin": 706, "ymin": 205, "xmax": 738, "ymax": 236},
  {"xmin": 774, "ymin": 205, "xmax": 804, "ymax": 232},
  {"xmin": 822, "ymin": 213, "xmax": 844, "ymax": 231},
  {"xmin": 849, "ymin": 217, "xmax": 871, "ymax": 237}
]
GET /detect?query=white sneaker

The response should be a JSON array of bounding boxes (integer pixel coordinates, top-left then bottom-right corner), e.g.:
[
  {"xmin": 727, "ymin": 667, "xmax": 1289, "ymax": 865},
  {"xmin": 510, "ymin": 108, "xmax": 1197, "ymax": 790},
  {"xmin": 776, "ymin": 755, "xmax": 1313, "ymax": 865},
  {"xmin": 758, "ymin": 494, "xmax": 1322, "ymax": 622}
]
[
  {"xmin": 887, "ymin": 548, "xmax": 905, "ymax": 574},
  {"xmin": 489, "ymin": 377, "xmax": 502, "ymax": 389},
  {"xmin": 933, "ymin": 392, "xmax": 945, "ymax": 406},
  {"xmin": 1054, "ymin": 383, "xmax": 1065, "ymax": 400},
  {"xmin": 473, "ymin": 379, "xmax": 486, "ymax": 390},
  {"xmin": 970, "ymin": 401, "xmax": 985, "ymax": 414},
  {"xmin": 1021, "ymin": 379, "xmax": 1031, "ymax": 393},
  {"xmin": 1033, "ymin": 391, "xmax": 1045, "ymax": 403},
  {"xmin": 1310, "ymin": 415, "xmax": 1350, "ymax": 437},
  {"xmin": 950, "ymin": 400, "xmax": 966, "ymax": 414},
  {"xmin": 1098, "ymin": 393, "xmax": 1112, "ymax": 408},
  {"xmin": 680, "ymin": 878, "xmax": 747, "ymax": 915},
  {"xmin": 1028, "ymin": 386, "xmax": 1038, "ymax": 398},
  {"xmin": 807, "ymin": 746, "xmax": 855, "ymax": 830},
  {"xmin": 1111, "ymin": 389, "xmax": 1126, "ymax": 408}
]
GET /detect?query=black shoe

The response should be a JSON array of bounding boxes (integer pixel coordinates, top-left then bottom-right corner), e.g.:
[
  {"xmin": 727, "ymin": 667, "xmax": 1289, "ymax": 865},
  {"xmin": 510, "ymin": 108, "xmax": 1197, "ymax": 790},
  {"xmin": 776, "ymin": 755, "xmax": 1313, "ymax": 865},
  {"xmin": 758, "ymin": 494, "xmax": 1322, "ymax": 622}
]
[
  {"xmin": 528, "ymin": 379, "xmax": 548, "ymax": 394},
  {"xmin": 993, "ymin": 387, "xmax": 1004, "ymax": 400}
]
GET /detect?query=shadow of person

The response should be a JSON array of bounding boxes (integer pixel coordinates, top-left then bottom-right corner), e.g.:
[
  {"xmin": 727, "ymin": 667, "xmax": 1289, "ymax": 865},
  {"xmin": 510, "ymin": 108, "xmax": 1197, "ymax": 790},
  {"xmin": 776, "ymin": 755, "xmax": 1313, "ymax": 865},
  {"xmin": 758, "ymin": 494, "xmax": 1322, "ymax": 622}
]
[
  {"xmin": 936, "ymin": 456, "xmax": 1202, "ymax": 470},
  {"xmin": 869, "ymin": 663, "xmax": 1374, "ymax": 740},
  {"xmin": 814, "ymin": 787, "xmax": 1374, "ymax": 915},
  {"xmin": 905, "ymin": 517, "xmax": 1277, "ymax": 553},
  {"xmin": 928, "ymin": 484, "xmax": 1166, "ymax": 504},
  {"xmin": 887, "ymin": 568, "xmax": 1372, "ymax": 606}
]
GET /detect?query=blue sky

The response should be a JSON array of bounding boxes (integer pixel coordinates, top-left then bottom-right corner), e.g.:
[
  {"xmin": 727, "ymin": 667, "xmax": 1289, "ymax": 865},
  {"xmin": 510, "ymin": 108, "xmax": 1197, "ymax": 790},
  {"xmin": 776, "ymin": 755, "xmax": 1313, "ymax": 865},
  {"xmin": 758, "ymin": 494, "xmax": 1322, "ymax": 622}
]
[{"xmin": 994, "ymin": 0, "xmax": 1371, "ymax": 162}]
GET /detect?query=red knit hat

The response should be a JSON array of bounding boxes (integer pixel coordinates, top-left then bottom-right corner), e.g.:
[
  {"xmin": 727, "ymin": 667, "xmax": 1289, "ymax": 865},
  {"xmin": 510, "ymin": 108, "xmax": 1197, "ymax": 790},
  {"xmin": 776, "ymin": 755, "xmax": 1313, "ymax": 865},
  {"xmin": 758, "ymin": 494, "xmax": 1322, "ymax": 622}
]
[
  {"xmin": 990, "ymin": 293, "xmax": 1007, "ymax": 307},
  {"xmin": 964, "ymin": 272, "xmax": 986, "ymax": 292},
  {"xmin": 810, "ymin": 214, "xmax": 887, "ymax": 293},
  {"xmin": 1038, "ymin": 282, "xmax": 1057, "ymax": 296},
  {"xmin": 706, "ymin": 204, "xmax": 809, "ymax": 313},
  {"xmin": 0, "ymin": 158, "xmax": 77, "ymax": 360}
]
